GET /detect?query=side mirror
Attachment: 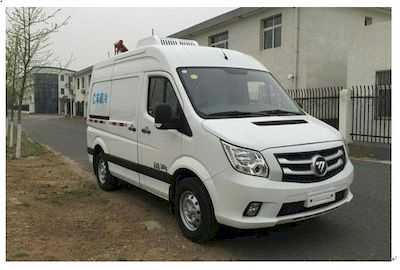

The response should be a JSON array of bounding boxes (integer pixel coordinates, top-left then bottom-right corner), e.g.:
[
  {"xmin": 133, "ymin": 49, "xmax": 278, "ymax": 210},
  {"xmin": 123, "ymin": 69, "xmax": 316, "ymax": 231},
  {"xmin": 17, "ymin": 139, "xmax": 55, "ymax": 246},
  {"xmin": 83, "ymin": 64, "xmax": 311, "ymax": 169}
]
[{"xmin": 154, "ymin": 104, "xmax": 179, "ymax": 129}]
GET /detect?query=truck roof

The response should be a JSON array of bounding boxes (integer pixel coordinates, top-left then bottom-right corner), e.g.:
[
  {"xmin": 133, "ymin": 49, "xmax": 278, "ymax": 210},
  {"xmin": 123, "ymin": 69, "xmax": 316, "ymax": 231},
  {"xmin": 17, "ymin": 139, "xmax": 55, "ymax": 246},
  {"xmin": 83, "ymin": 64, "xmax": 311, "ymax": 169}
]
[{"xmin": 93, "ymin": 37, "xmax": 268, "ymax": 74}]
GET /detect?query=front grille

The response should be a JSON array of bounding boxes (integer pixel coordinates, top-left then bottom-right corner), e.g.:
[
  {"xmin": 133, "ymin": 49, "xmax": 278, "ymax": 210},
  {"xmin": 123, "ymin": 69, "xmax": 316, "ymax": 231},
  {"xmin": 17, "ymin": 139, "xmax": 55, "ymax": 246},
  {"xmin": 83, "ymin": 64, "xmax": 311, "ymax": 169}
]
[
  {"xmin": 277, "ymin": 189, "xmax": 347, "ymax": 217},
  {"xmin": 275, "ymin": 146, "xmax": 346, "ymax": 183}
]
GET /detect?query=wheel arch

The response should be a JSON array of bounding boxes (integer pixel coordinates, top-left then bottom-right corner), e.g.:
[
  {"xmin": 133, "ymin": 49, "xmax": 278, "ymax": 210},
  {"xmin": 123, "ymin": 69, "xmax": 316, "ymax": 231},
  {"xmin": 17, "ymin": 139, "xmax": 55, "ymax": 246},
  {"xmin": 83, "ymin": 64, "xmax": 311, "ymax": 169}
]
[
  {"xmin": 90, "ymin": 137, "xmax": 109, "ymax": 174},
  {"xmin": 168, "ymin": 156, "xmax": 211, "ymax": 183},
  {"xmin": 92, "ymin": 136, "xmax": 109, "ymax": 155},
  {"xmin": 168, "ymin": 157, "xmax": 215, "ymax": 215}
]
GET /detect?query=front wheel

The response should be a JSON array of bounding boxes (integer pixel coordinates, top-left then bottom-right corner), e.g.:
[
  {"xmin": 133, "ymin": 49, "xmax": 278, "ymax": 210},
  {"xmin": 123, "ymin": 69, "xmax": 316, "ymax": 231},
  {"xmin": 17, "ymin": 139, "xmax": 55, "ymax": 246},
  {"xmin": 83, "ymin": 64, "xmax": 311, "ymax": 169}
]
[{"xmin": 175, "ymin": 177, "xmax": 218, "ymax": 243}]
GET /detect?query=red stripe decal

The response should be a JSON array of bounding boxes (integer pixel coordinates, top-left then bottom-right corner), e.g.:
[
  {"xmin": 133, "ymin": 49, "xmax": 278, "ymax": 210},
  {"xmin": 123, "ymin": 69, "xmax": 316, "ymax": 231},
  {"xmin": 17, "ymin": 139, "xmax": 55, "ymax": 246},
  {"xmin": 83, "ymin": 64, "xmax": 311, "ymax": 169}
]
[{"xmin": 90, "ymin": 119, "xmax": 128, "ymax": 127}]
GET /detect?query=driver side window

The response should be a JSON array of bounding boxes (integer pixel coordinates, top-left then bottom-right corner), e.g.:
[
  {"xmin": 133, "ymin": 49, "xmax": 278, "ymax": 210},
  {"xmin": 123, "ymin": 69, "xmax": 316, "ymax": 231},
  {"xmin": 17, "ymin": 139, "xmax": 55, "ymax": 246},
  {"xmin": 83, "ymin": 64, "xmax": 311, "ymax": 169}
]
[{"xmin": 147, "ymin": 76, "xmax": 179, "ymax": 118}]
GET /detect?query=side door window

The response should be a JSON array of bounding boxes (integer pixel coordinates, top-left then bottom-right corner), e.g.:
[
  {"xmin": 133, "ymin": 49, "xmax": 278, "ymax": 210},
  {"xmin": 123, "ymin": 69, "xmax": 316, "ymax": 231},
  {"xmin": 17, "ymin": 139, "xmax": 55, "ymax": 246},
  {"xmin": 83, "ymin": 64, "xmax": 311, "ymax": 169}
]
[{"xmin": 147, "ymin": 77, "xmax": 179, "ymax": 118}]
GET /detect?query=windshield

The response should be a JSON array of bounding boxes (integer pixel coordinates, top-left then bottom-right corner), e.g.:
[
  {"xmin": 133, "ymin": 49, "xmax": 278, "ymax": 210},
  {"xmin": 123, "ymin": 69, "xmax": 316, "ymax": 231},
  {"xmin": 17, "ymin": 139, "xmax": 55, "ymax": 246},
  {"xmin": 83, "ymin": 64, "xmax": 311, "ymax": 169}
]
[{"xmin": 177, "ymin": 67, "xmax": 303, "ymax": 119}]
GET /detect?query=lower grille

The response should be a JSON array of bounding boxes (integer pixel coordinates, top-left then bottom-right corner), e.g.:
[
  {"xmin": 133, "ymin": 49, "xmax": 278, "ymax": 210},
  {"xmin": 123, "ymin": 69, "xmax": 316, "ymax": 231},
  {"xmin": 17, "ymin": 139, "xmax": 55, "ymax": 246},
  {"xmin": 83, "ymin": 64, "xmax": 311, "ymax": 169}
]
[
  {"xmin": 277, "ymin": 189, "xmax": 347, "ymax": 217},
  {"xmin": 275, "ymin": 146, "xmax": 346, "ymax": 183}
]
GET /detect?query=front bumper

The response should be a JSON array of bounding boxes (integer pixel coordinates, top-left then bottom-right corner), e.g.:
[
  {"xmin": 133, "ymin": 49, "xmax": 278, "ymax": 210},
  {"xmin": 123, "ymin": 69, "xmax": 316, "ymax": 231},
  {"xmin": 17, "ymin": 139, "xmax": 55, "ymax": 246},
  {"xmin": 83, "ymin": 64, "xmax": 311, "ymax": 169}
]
[{"xmin": 204, "ymin": 159, "xmax": 354, "ymax": 229}]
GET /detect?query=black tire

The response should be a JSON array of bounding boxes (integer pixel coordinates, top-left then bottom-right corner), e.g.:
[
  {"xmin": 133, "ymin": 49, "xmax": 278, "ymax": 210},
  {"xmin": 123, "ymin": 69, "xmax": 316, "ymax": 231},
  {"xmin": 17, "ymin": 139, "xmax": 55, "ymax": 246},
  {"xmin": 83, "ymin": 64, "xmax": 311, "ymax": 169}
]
[
  {"xmin": 174, "ymin": 177, "xmax": 218, "ymax": 243},
  {"xmin": 93, "ymin": 152, "xmax": 119, "ymax": 191}
]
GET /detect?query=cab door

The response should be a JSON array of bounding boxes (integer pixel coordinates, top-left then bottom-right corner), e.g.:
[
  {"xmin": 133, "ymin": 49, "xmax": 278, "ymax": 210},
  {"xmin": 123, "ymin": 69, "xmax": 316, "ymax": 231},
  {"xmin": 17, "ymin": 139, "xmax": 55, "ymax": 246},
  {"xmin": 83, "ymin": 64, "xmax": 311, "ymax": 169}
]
[{"xmin": 137, "ymin": 72, "xmax": 183, "ymax": 200}]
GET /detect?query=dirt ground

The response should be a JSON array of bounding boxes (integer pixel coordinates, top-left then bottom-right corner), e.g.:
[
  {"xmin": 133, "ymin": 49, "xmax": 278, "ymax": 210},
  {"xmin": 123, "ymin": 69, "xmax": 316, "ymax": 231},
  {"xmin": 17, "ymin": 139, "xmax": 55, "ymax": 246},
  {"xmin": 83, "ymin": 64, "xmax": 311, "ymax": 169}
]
[{"xmin": 6, "ymin": 149, "xmax": 234, "ymax": 261}]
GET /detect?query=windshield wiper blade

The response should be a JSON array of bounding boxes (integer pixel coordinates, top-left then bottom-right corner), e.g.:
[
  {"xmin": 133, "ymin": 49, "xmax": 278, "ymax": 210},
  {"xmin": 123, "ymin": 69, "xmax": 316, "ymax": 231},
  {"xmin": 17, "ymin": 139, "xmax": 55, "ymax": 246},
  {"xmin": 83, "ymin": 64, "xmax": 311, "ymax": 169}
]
[
  {"xmin": 207, "ymin": 111, "xmax": 264, "ymax": 117},
  {"xmin": 257, "ymin": 109, "xmax": 303, "ymax": 116}
]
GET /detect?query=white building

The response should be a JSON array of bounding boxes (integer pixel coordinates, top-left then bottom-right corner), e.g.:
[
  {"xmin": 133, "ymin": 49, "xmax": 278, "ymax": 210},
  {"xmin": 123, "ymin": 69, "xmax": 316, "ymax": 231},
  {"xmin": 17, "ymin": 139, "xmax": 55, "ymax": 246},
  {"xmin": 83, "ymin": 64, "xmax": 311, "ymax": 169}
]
[
  {"xmin": 24, "ymin": 66, "xmax": 76, "ymax": 114},
  {"xmin": 170, "ymin": 7, "xmax": 391, "ymax": 89},
  {"xmin": 73, "ymin": 66, "xmax": 92, "ymax": 117},
  {"xmin": 22, "ymin": 66, "xmax": 95, "ymax": 117},
  {"xmin": 345, "ymin": 20, "xmax": 391, "ymax": 143}
]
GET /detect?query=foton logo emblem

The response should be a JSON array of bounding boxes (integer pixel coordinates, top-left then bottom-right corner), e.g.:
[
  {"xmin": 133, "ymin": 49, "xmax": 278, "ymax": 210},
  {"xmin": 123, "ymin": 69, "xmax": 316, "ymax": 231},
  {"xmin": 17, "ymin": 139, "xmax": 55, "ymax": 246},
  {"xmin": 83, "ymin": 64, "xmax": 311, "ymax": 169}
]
[{"xmin": 311, "ymin": 155, "xmax": 328, "ymax": 177}]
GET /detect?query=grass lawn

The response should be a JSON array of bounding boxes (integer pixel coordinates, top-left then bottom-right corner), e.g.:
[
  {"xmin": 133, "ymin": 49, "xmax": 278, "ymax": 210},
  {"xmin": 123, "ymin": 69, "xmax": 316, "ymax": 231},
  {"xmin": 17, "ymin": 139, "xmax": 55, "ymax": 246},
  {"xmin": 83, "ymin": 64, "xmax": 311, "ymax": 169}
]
[
  {"xmin": 6, "ymin": 127, "xmax": 47, "ymax": 158},
  {"xmin": 6, "ymin": 126, "xmax": 230, "ymax": 261}
]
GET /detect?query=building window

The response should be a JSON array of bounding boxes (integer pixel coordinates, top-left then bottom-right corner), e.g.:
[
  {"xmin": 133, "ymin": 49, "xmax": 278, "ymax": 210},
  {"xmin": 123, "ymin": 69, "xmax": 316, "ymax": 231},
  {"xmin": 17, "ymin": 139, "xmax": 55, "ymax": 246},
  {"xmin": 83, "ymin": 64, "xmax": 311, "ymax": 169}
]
[
  {"xmin": 60, "ymin": 74, "xmax": 64, "ymax": 81},
  {"xmin": 209, "ymin": 32, "xmax": 229, "ymax": 49},
  {"xmin": 365, "ymin": 16, "xmax": 373, "ymax": 26},
  {"xmin": 77, "ymin": 78, "xmax": 80, "ymax": 89},
  {"xmin": 376, "ymin": 70, "xmax": 391, "ymax": 86},
  {"xmin": 82, "ymin": 77, "xmax": 85, "ymax": 89},
  {"xmin": 262, "ymin": 14, "xmax": 282, "ymax": 49},
  {"xmin": 89, "ymin": 74, "xmax": 91, "ymax": 84},
  {"xmin": 61, "ymin": 88, "xmax": 64, "ymax": 95},
  {"xmin": 375, "ymin": 70, "xmax": 391, "ymax": 118}
]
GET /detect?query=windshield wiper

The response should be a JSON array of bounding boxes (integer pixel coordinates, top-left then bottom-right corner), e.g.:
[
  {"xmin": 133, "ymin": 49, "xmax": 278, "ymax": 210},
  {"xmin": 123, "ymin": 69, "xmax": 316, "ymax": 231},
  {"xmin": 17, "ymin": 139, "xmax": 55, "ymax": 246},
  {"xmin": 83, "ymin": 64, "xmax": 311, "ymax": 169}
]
[
  {"xmin": 207, "ymin": 111, "xmax": 265, "ymax": 118},
  {"xmin": 257, "ymin": 109, "xmax": 304, "ymax": 116},
  {"xmin": 207, "ymin": 109, "xmax": 303, "ymax": 118}
]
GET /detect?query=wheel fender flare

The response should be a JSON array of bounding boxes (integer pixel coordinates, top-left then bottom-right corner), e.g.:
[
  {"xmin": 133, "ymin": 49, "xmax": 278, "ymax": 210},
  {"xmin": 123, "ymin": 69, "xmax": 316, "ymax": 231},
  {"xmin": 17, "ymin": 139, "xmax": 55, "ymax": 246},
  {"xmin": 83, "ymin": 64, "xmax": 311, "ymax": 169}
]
[
  {"xmin": 92, "ymin": 136, "xmax": 109, "ymax": 155},
  {"xmin": 169, "ymin": 156, "xmax": 212, "ymax": 183}
]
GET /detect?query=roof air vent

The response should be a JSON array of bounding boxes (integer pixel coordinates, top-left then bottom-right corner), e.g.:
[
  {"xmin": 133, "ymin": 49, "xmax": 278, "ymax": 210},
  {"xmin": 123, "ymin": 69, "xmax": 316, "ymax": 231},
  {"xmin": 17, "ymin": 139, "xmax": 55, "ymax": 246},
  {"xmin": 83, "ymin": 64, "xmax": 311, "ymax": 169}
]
[{"xmin": 137, "ymin": 36, "xmax": 199, "ymax": 48}]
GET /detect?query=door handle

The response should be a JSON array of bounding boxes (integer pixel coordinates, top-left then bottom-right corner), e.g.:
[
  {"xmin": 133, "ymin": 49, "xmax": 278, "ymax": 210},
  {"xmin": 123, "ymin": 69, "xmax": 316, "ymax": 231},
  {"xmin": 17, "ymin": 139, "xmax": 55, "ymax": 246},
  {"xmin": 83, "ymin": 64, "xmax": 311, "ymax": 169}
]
[
  {"xmin": 128, "ymin": 124, "xmax": 136, "ymax": 132},
  {"xmin": 141, "ymin": 127, "xmax": 151, "ymax": 134}
]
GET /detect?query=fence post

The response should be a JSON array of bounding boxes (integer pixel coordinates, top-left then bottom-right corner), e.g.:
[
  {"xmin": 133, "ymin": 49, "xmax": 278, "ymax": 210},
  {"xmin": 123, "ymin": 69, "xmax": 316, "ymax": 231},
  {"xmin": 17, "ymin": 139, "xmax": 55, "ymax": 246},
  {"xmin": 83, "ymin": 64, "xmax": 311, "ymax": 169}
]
[{"xmin": 339, "ymin": 88, "xmax": 353, "ymax": 143}]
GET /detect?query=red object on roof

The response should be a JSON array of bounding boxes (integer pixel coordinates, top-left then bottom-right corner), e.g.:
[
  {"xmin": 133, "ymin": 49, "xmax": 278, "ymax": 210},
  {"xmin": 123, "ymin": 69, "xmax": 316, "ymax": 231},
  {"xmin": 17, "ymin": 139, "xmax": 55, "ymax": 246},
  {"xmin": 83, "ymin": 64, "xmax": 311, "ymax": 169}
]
[{"xmin": 114, "ymin": 40, "xmax": 128, "ymax": 55}]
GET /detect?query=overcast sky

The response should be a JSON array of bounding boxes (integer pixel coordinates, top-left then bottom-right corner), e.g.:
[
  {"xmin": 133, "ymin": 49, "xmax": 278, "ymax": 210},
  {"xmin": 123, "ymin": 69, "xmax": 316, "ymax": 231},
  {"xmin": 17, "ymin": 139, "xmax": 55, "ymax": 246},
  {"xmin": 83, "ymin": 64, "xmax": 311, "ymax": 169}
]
[{"xmin": 46, "ymin": 7, "xmax": 235, "ymax": 71}]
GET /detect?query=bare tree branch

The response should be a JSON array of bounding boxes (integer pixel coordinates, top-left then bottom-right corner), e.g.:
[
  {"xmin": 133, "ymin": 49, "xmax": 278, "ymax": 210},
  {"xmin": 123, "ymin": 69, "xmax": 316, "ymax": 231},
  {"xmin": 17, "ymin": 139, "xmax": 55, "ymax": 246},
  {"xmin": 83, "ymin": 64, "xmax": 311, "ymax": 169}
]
[{"xmin": 6, "ymin": 7, "xmax": 70, "ymax": 158}]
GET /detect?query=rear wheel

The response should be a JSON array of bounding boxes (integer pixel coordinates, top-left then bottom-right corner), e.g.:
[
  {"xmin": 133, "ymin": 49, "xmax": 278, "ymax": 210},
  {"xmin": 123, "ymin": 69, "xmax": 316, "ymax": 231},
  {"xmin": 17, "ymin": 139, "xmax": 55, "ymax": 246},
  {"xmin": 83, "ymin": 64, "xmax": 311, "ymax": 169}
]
[
  {"xmin": 175, "ymin": 177, "xmax": 218, "ymax": 243},
  {"xmin": 93, "ymin": 152, "xmax": 118, "ymax": 191}
]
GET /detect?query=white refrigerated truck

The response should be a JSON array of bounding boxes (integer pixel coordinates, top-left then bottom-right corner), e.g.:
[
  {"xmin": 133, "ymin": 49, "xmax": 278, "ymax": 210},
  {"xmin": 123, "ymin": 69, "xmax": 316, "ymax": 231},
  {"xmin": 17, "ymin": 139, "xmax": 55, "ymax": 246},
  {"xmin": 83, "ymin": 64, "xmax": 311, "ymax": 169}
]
[{"xmin": 87, "ymin": 36, "xmax": 353, "ymax": 242}]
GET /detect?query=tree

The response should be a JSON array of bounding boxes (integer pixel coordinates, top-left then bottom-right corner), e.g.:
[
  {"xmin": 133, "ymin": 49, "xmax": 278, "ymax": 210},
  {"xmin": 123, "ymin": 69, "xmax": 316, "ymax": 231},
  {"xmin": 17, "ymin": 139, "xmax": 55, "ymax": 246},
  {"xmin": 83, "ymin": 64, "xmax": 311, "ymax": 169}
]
[
  {"xmin": 6, "ymin": 28, "xmax": 20, "ymax": 148},
  {"xmin": 6, "ymin": 7, "xmax": 70, "ymax": 158}
]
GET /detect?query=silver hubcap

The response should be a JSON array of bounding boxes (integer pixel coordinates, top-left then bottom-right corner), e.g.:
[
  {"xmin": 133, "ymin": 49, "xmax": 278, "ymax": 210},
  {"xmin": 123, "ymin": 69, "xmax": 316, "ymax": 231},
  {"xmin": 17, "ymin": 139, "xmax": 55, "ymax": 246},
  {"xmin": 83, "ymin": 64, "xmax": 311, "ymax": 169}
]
[
  {"xmin": 179, "ymin": 191, "xmax": 201, "ymax": 231},
  {"xmin": 97, "ymin": 159, "xmax": 107, "ymax": 184}
]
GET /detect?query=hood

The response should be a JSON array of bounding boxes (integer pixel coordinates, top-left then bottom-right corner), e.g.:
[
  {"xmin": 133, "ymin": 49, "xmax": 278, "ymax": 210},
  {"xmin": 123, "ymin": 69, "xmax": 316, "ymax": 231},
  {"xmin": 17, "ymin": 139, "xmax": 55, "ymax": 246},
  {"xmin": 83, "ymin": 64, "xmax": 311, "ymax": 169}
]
[{"xmin": 202, "ymin": 115, "xmax": 341, "ymax": 151}]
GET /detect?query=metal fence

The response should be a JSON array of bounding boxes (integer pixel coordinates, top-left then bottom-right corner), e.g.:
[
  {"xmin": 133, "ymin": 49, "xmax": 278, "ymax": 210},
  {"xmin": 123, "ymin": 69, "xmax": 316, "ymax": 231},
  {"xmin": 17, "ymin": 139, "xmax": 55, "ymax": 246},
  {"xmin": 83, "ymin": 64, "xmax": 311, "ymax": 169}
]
[
  {"xmin": 12, "ymin": 104, "xmax": 29, "ymax": 111},
  {"xmin": 286, "ymin": 87, "xmax": 341, "ymax": 129},
  {"xmin": 351, "ymin": 85, "xmax": 391, "ymax": 144}
]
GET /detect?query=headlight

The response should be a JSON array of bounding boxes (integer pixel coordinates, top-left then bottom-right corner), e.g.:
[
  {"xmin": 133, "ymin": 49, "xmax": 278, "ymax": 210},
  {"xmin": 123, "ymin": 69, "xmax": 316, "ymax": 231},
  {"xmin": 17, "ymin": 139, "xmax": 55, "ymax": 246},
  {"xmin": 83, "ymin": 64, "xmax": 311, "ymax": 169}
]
[{"xmin": 221, "ymin": 141, "xmax": 269, "ymax": 177}]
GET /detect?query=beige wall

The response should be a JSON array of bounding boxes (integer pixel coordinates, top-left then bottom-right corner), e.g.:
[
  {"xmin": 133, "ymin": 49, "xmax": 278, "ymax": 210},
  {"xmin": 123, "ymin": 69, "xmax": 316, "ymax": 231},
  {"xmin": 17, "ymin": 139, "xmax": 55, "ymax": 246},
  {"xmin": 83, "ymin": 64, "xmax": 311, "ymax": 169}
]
[
  {"xmin": 178, "ymin": 7, "xmax": 391, "ymax": 89},
  {"xmin": 298, "ymin": 7, "xmax": 390, "ymax": 89},
  {"xmin": 186, "ymin": 7, "xmax": 297, "ymax": 89},
  {"xmin": 347, "ymin": 21, "xmax": 391, "ymax": 87}
]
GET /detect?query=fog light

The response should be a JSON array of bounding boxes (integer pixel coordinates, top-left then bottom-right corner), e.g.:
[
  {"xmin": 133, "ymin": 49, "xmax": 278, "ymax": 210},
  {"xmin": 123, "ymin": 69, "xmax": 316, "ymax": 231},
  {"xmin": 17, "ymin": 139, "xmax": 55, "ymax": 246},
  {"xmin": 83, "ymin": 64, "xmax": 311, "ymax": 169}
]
[{"xmin": 243, "ymin": 202, "xmax": 262, "ymax": 217}]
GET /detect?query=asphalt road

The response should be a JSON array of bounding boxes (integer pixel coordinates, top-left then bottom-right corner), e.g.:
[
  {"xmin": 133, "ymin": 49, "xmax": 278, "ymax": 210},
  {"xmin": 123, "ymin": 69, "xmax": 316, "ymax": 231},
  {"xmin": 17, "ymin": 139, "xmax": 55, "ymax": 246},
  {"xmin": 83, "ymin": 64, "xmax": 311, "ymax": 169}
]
[
  {"xmin": 22, "ymin": 115, "xmax": 92, "ymax": 172},
  {"xmin": 21, "ymin": 114, "xmax": 391, "ymax": 260}
]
